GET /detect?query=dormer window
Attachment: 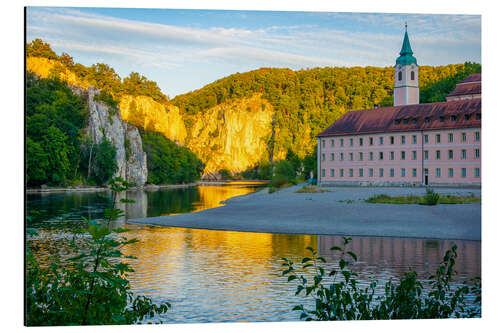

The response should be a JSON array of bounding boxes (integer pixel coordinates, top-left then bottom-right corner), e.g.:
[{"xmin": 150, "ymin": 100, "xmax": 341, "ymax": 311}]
[
  {"xmin": 439, "ymin": 116, "xmax": 445, "ymax": 122},
  {"xmin": 476, "ymin": 113, "xmax": 481, "ymax": 120},
  {"xmin": 424, "ymin": 117, "xmax": 431, "ymax": 123},
  {"xmin": 395, "ymin": 119, "xmax": 401, "ymax": 125},
  {"xmin": 412, "ymin": 118, "xmax": 418, "ymax": 124},
  {"xmin": 465, "ymin": 114, "xmax": 471, "ymax": 120},
  {"xmin": 403, "ymin": 119, "xmax": 409, "ymax": 124},
  {"xmin": 451, "ymin": 115, "xmax": 457, "ymax": 122}
]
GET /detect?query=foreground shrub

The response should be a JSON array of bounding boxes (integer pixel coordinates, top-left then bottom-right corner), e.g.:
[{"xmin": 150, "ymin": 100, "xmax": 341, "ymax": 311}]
[
  {"xmin": 421, "ymin": 188, "xmax": 440, "ymax": 206},
  {"xmin": 282, "ymin": 238, "xmax": 480, "ymax": 321},
  {"xmin": 26, "ymin": 178, "xmax": 171, "ymax": 325}
]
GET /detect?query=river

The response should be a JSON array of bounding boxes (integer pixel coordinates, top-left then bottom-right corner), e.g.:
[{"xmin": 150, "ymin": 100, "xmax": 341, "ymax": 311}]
[{"xmin": 26, "ymin": 183, "xmax": 481, "ymax": 323}]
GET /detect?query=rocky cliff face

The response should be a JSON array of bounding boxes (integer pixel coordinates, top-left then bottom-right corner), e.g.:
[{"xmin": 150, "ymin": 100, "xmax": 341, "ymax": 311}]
[{"xmin": 77, "ymin": 86, "xmax": 148, "ymax": 187}]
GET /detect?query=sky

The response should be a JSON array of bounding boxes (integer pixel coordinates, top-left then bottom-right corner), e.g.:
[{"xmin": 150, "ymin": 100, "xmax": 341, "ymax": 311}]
[{"xmin": 26, "ymin": 7, "xmax": 481, "ymax": 98}]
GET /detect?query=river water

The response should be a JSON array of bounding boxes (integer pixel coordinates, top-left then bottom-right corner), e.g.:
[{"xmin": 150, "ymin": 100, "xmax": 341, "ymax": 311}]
[{"xmin": 26, "ymin": 183, "xmax": 481, "ymax": 323}]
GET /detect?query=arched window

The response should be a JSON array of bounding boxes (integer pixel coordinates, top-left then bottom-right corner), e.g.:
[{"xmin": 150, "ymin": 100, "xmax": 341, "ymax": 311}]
[
  {"xmin": 398, "ymin": 71, "xmax": 402, "ymax": 81},
  {"xmin": 411, "ymin": 71, "xmax": 415, "ymax": 80}
]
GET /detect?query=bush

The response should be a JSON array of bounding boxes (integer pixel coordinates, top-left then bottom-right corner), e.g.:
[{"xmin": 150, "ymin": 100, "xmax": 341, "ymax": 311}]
[
  {"xmin": 282, "ymin": 238, "xmax": 481, "ymax": 321},
  {"xmin": 218, "ymin": 169, "xmax": 232, "ymax": 180},
  {"xmin": 26, "ymin": 178, "xmax": 171, "ymax": 325},
  {"xmin": 270, "ymin": 174, "xmax": 288, "ymax": 188},
  {"xmin": 274, "ymin": 160, "xmax": 296, "ymax": 182},
  {"xmin": 421, "ymin": 188, "xmax": 440, "ymax": 206}
]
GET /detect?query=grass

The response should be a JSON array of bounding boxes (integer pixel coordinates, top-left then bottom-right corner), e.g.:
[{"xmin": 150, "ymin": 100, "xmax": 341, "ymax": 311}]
[
  {"xmin": 295, "ymin": 185, "xmax": 330, "ymax": 193},
  {"xmin": 365, "ymin": 192, "xmax": 480, "ymax": 205}
]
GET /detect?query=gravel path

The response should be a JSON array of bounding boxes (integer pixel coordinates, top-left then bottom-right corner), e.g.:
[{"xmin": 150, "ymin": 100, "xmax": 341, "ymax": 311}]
[{"xmin": 128, "ymin": 185, "xmax": 481, "ymax": 240}]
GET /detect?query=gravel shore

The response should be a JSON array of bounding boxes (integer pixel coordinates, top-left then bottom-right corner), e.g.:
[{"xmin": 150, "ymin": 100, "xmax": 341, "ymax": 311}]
[{"xmin": 128, "ymin": 185, "xmax": 481, "ymax": 240}]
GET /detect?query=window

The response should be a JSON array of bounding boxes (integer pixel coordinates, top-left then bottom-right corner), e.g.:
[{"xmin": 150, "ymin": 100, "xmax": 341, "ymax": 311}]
[
  {"xmin": 401, "ymin": 151, "xmax": 406, "ymax": 160},
  {"xmin": 412, "ymin": 168, "xmax": 417, "ymax": 177},
  {"xmin": 322, "ymin": 169, "xmax": 325, "ymax": 177},
  {"xmin": 379, "ymin": 168, "xmax": 384, "ymax": 177},
  {"xmin": 448, "ymin": 150, "xmax": 454, "ymax": 160},
  {"xmin": 330, "ymin": 169, "xmax": 335, "ymax": 177},
  {"xmin": 436, "ymin": 150, "xmax": 441, "ymax": 160},
  {"xmin": 461, "ymin": 168, "xmax": 467, "ymax": 178},
  {"xmin": 349, "ymin": 138, "xmax": 353, "ymax": 147},
  {"xmin": 475, "ymin": 149, "xmax": 480, "ymax": 159},
  {"xmin": 369, "ymin": 152, "xmax": 374, "ymax": 161},
  {"xmin": 359, "ymin": 169, "xmax": 364, "ymax": 177},
  {"xmin": 412, "ymin": 151, "xmax": 417, "ymax": 160},
  {"xmin": 401, "ymin": 168, "xmax": 406, "ymax": 177},
  {"xmin": 349, "ymin": 169, "xmax": 353, "ymax": 177},
  {"xmin": 412, "ymin": 135, "xmax": 417, "ymax": 144},
  {"xmin": 401, "ymin": 136, "xmax": 406, "ymax": 144},
  {"xmin": 359, "ymin": 152, "xmax": 363, "ymax": 161},
  {"xmin": 436, "ymin": 168, "xmax": 441, "ymax": 178},
  {"xmin": 331, "ymin": 153, "xmax": 335, "ymax": 161},
  {"xmin": 322, "ymin": 140, "xmax": 325, "ymax": 148},
  {"xmin": 349, "ymin": 152, "xmax": 353, "ymax": 161},
  {"xmin": 340, "ymin": 153, "xmax": 344, "ymax": 161},
  {"xmin": 330, "ymin": 139, "xmax": 334, "ymax": 147},
  {"xmin": 475, "ymin": 131, "xmax": 480, "ymax": 141},
  {"xmin": 340, "ymin": 139, "xmax": 344, "ymax": 147},
  {"xmin": 340, "ymin": 169, "xmax": 344, "ymax": 177},
  {"xmin": 359, "ymin": 138, "xmax": 364, "ymax": 146},
  {"xmin": 439, "ymin": 116, "xmax": 445, "ymax": 123},
  {"xmin": 448, "ymin": 133, "xmax": 453, "ymax": 143},
  {"xmin": 395, "ymin": 119, "xmax": 401, "ymax": 125},
  {"xmin": 321, "ymin": 153, "xmax": 325, "ymax": 161},
  {"xmin": 379, "ymin": 137, "xmax": 384, "ymax": 145},
  {"xmin": 425, "ymin": 117, "xmax": 431, "ymax": 123},
  {"xmin": 475, "ymin": 168, "xmax": 480, "ymax": 178},
  {"xmin": 436, "ymin": 134, "xmax": 441, "ymax": 143},
  {"xmin": 379, "ymin": 152, "xmax": 384, "ymax": 160},
  {"xmin": 465, "ymin": 114, "xmax": 471, "ymax": 120},
  {"xmin": 476, "ymin": 113, "xmax": 481, "ymax": 120},
  {"xmin": 398, "ymin": 71, "xmax": 402, "ymax": 81},
  {"xmin": 448, "ymin": 168, "xmax": 454, "ymax": 178},
  {"xmin": 412, "ymin": 118, "xmax": 418, "ymax": 124},
  {"xmin": 424, "ymin": 150, "xmax": 429, "ymax": 160},
  {"xmin": 403, "ymin": 119, "xmax": 409, "ymax": 124},
  {"xmin": 451, "ymin": 115, "xmax": 457, "ymax": 122},
  {"xmin": 390, "ymin": 136, "xmax": 394, "ymax": 145},
  {"xmin": 462, "ymin": 133, "xmax": 467, "ymax": 142},
  {"xmin": 424, "ymin": 135, "xmax": 429, "ymax": 143},
  {"xmin": 369, "ymin": 137, "xmax": 374, "ymax": 146},
  {"xmin": 369, "ymin": 168, "xmax": 374, "ymax": 177},
  {"xmin": 411, "ymin": 71, "xmax": 415, "ymax": 80},
  {"xmin": 461, "ymin": 149, "xmax": 467, "ymax": 159},
  {"xmin": 390, "ymin": 168, "xmax": 395, "ymax": 177},
  {"xmin": 390, "ymin": 151, "xmax": 395, "ymax": 160}
]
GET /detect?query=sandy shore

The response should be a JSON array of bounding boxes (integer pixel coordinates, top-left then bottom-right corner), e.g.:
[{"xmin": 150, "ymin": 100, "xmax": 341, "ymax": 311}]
[{"xmin": 128, "ymin": 185, "xmax": 481, "ymax": 241}]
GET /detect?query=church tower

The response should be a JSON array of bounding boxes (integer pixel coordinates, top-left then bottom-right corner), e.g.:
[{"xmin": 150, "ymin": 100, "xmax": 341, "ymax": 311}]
[{"xmin": 394, "ymin": 24, "xmax": 419, "ymax": 106}]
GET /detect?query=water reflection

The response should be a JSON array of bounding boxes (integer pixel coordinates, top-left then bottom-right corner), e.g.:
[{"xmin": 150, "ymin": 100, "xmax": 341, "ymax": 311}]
[
  {"xmin": 26, "ymin": 184, "xmax": 481, "ymax": 323},
  {"xmin": 117, "ymin": 226, "xmax": 481, "ymax": 323}
]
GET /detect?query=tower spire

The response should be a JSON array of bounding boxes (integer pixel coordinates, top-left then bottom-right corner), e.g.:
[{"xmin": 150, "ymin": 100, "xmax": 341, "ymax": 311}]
[{"xmin": 396, "ymin": 24, "xmax": 417, "ymax": 65}]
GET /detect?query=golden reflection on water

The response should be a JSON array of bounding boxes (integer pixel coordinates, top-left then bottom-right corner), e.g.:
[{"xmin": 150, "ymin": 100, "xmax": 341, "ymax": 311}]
[{"xmin": 118, "ymin": 225, "xmax": 481, "ymax": 323}]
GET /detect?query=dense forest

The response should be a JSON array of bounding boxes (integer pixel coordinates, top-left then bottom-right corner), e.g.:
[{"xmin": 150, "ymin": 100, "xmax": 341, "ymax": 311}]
[{"xmin": 26, "ymin": 38, "xmax": 481, "ymax": 181}]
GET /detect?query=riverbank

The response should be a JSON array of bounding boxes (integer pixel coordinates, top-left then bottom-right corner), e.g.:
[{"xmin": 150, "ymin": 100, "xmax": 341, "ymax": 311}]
[
  {"xmin": 26, "ymin": 180, "xmax": 268, "ymax": 194},
  {"xmin": 128, "ymin": 185, "xmax": 481, "ymax": 241}
]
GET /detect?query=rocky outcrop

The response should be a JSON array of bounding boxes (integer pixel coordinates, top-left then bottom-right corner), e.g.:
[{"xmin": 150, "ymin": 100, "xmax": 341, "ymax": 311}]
[{"xmin": 84, "ymin": 87, "xmax": 147, "ymax": 187}]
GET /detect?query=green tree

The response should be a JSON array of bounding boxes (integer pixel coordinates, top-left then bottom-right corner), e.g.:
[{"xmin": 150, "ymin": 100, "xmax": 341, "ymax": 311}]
[
  {"xmin": 81, "ymin": 138, "xmax": 118, "ymax": 186},
  {"xmin": 43, "ymin": 126, "xmax": 71, "ymax": 185}
]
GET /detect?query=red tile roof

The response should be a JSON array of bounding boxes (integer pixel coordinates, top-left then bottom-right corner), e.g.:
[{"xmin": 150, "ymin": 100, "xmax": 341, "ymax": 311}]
[
  {"xmin": 457, "ymin": 73, "xmax": 481, "ymax": 84},
  {"xmin": 317, "ymin": 99, "xmax": 481, "ymax": 137},
  {"xmin": 446, "ymin": 73, "xmax": 481, "ymax": 98}
]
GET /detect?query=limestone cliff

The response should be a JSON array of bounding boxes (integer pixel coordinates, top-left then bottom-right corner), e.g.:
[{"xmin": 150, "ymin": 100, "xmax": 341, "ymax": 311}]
[
  {"xmin": 184, "ymin": 95, "xmax": 274, "ymax": 174},
  {"xmin": 119, "ymin": 95, "xmax": 187, "ymax": 145},
  {"xmin": 76, "ymin": 87, "xmax": 148, "ymax": 187}
]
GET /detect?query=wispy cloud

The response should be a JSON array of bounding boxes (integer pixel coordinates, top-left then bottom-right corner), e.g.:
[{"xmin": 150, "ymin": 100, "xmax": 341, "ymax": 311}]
[{"xmin": 26, "ymin": 7, "xmax": 481, "ymax": 96}]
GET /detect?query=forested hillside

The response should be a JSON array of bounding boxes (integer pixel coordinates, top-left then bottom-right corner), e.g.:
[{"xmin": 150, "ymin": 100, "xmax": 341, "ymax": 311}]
[{"xmin": 26, "ymin": 38, "xmax": 481, "ymax": 179}]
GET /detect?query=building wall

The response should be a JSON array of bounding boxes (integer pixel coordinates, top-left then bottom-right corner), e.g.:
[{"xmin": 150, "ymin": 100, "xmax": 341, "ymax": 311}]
[
  {"xmin": 318, "ymin": 127, "xmax": 480, "ymax": 186},
  {"xmin": 394, "ymin": 64, "xmax": 419, "ymax": 106}
]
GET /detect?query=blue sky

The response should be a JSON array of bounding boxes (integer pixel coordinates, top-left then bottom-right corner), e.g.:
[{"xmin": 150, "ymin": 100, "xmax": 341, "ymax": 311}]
[{"xmin": 26, "ymin": 7, "xmax": 481, "ymax": 97}]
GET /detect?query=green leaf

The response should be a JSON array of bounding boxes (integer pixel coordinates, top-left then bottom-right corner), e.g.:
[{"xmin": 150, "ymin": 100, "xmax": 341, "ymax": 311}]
[{"xmin": 347, "ymin": 251, "xmax": 358, "ymax": 261}]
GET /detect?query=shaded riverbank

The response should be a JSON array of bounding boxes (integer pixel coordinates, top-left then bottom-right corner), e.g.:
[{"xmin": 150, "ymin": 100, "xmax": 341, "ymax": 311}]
[{"xmin": 129, "ymin": 185, "xmax": 481, "ymax": 241}]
